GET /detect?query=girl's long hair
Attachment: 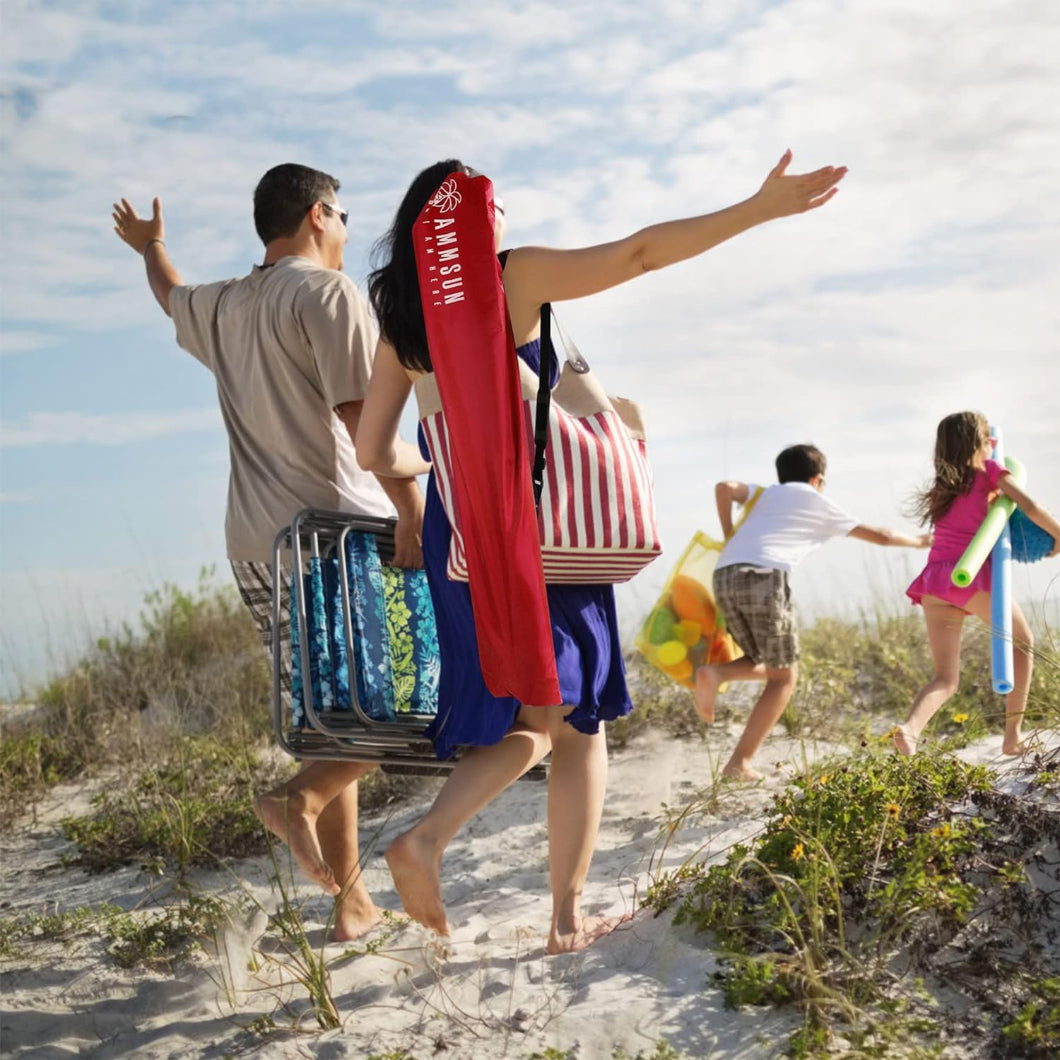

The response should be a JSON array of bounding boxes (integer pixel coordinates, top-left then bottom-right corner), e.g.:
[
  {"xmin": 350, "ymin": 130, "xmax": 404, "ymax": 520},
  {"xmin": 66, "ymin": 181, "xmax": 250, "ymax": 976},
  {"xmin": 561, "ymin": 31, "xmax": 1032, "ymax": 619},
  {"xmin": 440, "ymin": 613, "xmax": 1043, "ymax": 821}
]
[
  {"xmin": 912, "ymin": 410, "xmax": 990, "ymax": 526},
  {"xmin": 368, "ymin": 159, "xmax": 467, "ymax": 374}
]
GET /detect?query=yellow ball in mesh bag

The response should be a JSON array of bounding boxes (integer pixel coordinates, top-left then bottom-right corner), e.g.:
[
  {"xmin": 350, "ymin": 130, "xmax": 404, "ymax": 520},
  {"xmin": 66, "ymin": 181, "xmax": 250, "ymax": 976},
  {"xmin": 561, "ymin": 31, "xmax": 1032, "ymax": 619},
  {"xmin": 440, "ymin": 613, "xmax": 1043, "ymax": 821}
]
[{"xmin": 655, "ymin": 640, "xmax": 687, "ymax": 666}]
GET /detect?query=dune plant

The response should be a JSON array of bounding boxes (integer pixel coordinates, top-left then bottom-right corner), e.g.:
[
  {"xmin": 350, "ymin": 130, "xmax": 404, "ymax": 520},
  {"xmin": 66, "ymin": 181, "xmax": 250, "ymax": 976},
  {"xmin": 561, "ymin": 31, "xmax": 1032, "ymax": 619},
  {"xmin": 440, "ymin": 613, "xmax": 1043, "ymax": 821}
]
[
  {"xmin": 0, "ymin": 571, "xmax": 271, "ymax": 824},
  {"xmin": 654, "ymin": 748, "xmax": 1060, "ymax": 1057},
  {"xmin": 59, "ymin": 733, "xmax": 290, "ymax": 877},
  {"xmin": 0, "ymin": 895, "xmax": 230, "ymax": 971}
]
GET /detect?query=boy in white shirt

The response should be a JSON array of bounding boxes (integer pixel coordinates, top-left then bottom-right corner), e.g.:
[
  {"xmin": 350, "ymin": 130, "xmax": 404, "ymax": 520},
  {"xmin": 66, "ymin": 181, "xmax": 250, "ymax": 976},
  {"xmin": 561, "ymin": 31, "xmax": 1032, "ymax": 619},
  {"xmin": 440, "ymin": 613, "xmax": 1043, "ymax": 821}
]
[{"xmin": 696, "ymin": 444, "xmax": 929, "ymax": 780}]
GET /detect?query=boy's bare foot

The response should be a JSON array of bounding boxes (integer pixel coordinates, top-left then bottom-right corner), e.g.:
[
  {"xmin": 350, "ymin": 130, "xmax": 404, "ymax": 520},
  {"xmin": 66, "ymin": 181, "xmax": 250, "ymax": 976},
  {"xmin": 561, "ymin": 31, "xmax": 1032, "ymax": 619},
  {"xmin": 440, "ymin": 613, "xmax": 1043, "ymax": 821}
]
[
  {"xmin": 332, "ymin": 903, "xmax": 384, "ymax": 943},
  {"xmin": 1001, "ymin": 738, "xmax": 1028, "ymax": 756},
  {"xmin": 892, "ymin": 725, "xmax": 917, "ymax": 756},
  {"xmin": 385, "ymin": 830, "xmax": 449, "ymax": 935},
  {"xmin": 694, "ymin": 665, "xmax": 722, "ymax": 724},
  {"xmin": 547, "ymin": 913, "xmax": 631, "ymax": 955},
  {"xmin": 721, "ymin": 762, "xmax": 763, "ymax": 782},
  {"xmin": 254, "ymin": 791, "xmax": 339, "ymax": 895}
]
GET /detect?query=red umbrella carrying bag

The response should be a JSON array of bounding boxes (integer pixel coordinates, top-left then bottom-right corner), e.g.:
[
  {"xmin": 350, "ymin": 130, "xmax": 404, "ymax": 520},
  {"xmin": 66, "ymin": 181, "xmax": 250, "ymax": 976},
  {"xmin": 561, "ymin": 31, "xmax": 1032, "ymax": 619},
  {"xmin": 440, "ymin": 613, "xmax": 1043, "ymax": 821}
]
[{"xmin": 413, "ymin": 171, "xmax": 561, "ymax": 707}]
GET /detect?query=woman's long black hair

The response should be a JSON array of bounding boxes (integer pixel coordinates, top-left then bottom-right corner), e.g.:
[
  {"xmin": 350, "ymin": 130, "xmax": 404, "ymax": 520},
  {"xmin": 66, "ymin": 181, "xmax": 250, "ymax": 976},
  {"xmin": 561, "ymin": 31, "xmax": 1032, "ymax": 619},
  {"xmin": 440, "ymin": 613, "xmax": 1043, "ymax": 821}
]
[{"xmin": 368, "ymin": 159, "xmax": 467, "ymax": 374}]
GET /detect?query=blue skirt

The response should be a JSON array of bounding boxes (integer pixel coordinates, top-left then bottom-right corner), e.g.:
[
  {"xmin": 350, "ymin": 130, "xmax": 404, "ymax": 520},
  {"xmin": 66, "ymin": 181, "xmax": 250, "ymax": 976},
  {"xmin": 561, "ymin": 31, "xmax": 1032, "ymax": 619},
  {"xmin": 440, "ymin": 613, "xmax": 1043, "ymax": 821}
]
[{"xmin": 420, "ymin": 454, "xmax": 633, "ymax": 761}]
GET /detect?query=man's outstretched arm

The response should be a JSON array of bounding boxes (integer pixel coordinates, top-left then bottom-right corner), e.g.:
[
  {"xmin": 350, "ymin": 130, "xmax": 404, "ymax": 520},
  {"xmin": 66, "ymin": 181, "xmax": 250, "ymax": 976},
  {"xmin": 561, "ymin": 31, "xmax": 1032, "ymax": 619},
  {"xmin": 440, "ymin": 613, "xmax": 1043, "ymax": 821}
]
[{"xmin": 112, "ymin": 197, "xmax": 182, "ymax": 316}]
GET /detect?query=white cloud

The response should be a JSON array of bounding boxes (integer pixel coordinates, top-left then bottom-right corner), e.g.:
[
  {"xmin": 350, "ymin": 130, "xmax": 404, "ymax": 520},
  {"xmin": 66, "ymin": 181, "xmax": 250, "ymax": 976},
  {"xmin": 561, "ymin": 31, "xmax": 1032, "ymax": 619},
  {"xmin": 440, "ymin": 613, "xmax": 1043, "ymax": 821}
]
[{"xmin": 0, "ymin": 409, "xmax": 221, "ymax": 447}]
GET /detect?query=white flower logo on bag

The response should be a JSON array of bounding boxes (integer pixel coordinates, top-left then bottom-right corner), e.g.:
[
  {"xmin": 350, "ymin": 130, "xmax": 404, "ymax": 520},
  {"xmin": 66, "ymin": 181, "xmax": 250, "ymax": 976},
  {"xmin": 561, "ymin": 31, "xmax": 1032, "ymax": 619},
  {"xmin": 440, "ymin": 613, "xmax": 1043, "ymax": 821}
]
[{"xmin": 429, "ymin": 179, "xmax": 462, "ymax": 213}]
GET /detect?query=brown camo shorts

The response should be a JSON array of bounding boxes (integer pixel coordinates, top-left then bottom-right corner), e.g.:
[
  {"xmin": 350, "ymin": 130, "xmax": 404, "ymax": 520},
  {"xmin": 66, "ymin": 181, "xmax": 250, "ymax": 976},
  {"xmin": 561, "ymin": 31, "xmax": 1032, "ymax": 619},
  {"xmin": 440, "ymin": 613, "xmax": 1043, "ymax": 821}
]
[
  {"xmin": 231, "ymin": 560, "xmax": 292, "ymax": 698},
  {"xmin": 713, "ymin": 564, "xmax": 799, "ymax": 669}
]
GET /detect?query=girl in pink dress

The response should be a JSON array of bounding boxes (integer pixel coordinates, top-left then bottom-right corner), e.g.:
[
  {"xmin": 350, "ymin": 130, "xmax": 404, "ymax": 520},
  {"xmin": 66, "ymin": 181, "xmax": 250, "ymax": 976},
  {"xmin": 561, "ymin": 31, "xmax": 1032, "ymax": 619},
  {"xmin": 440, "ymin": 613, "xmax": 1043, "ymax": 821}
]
[{"xmin": 897, "ymin": 411, "xmax": 1059, "ymax": 755}]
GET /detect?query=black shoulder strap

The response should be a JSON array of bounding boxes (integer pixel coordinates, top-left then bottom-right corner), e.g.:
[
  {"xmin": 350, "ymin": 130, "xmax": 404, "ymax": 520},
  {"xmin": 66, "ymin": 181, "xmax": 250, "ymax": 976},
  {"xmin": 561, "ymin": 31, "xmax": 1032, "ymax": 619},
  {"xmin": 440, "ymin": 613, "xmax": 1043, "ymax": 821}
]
[{"xmin": 531, "ymin": 304, "xmax": 554, "ymax": 511}]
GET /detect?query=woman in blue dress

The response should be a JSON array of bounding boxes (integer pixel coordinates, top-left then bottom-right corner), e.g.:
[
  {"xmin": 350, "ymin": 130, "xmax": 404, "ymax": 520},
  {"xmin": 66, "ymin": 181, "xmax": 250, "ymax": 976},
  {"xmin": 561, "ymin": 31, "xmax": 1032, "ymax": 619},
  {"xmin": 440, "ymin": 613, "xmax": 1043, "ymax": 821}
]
[{"xmin": 357, "ymin": 151, "xmax": 846, "ymax": 953}]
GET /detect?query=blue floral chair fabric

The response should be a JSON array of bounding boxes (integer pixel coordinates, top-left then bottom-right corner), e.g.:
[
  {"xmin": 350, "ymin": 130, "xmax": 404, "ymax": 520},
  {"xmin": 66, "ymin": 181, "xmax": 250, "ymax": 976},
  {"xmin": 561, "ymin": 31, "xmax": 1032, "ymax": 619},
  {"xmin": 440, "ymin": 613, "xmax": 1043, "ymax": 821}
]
[{"xmin": 290, "ymin": 530, "xmax": 440, "ymax": 726}]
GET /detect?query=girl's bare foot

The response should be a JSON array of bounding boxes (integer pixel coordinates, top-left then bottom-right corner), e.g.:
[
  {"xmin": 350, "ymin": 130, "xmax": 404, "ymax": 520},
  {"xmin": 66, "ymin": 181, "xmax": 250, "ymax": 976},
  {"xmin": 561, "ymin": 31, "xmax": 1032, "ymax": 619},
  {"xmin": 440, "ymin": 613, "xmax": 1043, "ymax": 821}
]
[
  {"xmin": 693, "ymin": 665, "xmax": 721, "ymax": 724},
  {"xmin": 721, "ymin": 763, "xmax": 763, "ymax": 782},
  {"xmin": 254, "ymin": 791, "xmax": 339, "ymax": 895},
  {"xmin": 547, "ymin": 912, "xmax": 631, "ymax": 955},
  {"xmin": 892, "ymin": 725, "xmax": 917, "ymax": 756},
  {"xmin": 385, "ymin": 830, "xmax": 449, "ymax": 935},
  {"xmin": 1001, "ymin": 737, "xmax": 1028, "ymax": 756}
]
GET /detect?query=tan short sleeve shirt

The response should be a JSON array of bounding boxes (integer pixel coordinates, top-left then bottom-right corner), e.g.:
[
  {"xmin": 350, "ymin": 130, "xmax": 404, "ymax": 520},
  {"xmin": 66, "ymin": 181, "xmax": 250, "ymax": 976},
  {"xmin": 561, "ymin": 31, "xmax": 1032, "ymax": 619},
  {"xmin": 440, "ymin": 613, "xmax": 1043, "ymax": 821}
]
[{"xmin": 170, "ymin": 256, "xmax": 392, "ymax": 561}]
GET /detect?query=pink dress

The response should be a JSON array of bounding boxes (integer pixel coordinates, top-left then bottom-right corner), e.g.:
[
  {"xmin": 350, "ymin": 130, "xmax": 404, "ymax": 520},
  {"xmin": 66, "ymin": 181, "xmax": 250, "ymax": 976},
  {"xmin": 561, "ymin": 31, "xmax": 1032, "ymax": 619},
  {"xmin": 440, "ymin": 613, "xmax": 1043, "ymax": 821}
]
[{"xmin": 907, "ymin": 459, "xmax": 1009, "ymax": 611}]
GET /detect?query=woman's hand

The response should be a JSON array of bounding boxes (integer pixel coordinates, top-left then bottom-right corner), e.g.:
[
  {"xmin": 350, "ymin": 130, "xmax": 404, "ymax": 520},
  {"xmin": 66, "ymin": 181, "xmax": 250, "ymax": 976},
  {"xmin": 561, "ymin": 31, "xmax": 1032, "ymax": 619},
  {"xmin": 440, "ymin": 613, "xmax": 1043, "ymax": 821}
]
[{"xmin": 752, "ymin": 150, "xmax": 847, "ymax": 220}]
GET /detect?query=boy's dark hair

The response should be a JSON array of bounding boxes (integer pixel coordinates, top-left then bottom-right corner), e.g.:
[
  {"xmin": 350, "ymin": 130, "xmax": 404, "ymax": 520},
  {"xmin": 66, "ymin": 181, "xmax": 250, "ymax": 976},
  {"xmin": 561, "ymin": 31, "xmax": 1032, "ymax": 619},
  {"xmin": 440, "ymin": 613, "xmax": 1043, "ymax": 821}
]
[
  {"xmin": 775, "ymin": 444, "xmax": 827, "ymax": 484},
  {"xmin": 253, "ymin": 163, "xmax": 340, "ymax": 245}
]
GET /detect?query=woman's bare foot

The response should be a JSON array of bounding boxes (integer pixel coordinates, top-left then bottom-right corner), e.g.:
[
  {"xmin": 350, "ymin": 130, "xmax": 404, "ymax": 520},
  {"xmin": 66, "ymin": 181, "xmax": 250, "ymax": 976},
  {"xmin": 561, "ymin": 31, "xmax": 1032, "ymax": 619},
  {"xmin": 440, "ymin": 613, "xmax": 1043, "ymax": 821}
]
[
  {"xmin": 547, "ymin": 912, "xmax": 631, "ymax": 955},
  {"xmin": 254, "ymin": 791, "xmax": 339, "ymax": 895},
  {"xmin": 385, "ymin": 830, "xmax": 449, "ymax": 935},
  {"xmin": 892, "ymin": 725, "xmax": 917, "ymax": 757},
  {"xmin": 693, "ymin": 665, "xmax": 721, "ymax": 724},
  {"xmin": 1001, "ymin": 737, "xmax": 1028, "ymax": 756},
  {"xmin": 331, "ymin": 902, "xmax": 385, "ymax": 943}
]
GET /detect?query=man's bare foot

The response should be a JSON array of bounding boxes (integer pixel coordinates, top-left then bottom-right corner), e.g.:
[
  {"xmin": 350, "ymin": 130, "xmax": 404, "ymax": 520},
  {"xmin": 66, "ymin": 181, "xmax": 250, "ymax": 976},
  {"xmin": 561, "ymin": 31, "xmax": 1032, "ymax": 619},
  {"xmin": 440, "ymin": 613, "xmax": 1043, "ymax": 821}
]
[
  {"xmin": 547, "ymin": 912, "xmax": 631, "ymax": 955},
  {"xmin": 254, "ymin": 791, "xmax": 339, "ymax": 895},
  {"xmin": 385, "ymin": 830, "xmax": 449, "ymax": 935},
  {"xmin": 331, "ymin": 903, "xmax": 384, "ymax": 943},
  {"xmin": 893, "ymin": 725, "xmax": 917, "ymax": 756},
  {"xmin": 721, "ymin": 762, "xmax": 763, "ymax": 782},
  {"xmin": 693, "ymin": 665, "xmax": 721, "ymax": 724}
]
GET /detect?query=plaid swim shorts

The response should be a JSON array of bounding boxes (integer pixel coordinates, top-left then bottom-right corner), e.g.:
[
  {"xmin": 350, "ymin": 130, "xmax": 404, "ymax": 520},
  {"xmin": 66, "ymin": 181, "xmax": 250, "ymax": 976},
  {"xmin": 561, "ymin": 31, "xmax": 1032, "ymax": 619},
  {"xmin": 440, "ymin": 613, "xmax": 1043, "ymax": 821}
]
[
  {"xmin": 713, "ymin": 564, "xmax": 799, "ymax": 669},
  {"xmin": 231, "ymin": 560, "xmax": 291, "ymax": 698}
]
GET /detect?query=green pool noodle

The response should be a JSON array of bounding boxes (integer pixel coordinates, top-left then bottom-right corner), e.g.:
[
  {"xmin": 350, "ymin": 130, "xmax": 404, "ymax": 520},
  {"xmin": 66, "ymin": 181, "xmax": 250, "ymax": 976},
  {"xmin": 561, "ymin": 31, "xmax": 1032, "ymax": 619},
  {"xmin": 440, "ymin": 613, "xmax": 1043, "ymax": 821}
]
[{"xmin": 951, "ymin": 455, "xmax": 1026, "ymax": 587}]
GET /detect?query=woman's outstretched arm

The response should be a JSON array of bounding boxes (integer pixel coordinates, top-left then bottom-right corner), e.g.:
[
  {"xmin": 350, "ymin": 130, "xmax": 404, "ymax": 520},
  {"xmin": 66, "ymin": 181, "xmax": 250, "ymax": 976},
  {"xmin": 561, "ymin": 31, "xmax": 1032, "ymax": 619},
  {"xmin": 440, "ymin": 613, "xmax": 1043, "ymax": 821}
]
[{"xmin": 502, "ymin": 150, "xmax": 845, "ymax": 334}]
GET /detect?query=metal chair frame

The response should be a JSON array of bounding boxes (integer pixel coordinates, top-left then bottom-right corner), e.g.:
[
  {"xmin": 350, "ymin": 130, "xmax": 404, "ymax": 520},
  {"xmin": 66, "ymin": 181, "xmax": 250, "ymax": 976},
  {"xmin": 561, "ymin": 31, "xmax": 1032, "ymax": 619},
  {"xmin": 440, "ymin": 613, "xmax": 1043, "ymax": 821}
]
[{"xmin": 271, "ymin": 508, "xmax": 545, "ymax": 780}]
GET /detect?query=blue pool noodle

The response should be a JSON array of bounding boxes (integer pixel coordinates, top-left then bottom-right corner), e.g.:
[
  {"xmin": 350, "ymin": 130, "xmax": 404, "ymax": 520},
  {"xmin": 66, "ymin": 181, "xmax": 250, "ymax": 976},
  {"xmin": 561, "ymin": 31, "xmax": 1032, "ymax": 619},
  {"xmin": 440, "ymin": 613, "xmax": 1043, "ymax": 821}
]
[{"xmin": 990, "ymin": 428, "xmax": 1014, "ymax": 695}]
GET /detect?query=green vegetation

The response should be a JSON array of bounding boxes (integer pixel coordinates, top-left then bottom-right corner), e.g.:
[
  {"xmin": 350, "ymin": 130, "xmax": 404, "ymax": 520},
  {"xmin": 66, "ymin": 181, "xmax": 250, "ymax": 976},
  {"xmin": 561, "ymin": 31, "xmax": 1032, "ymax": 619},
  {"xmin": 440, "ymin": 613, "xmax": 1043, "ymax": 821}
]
[
  {"xmin": 1, "ymin": 572, "xmax": 271, "ymax": 825},
  {"xmin": 0, "ymin": 895, "xmax": 229, "ymax": 970},
  {"xmin": 647, "ymin": 748, "xmax": 1060, "ymax": 1057},
  {"xmin": 60, "ymin": 736, "xmax": 286, "ymax": 876}
]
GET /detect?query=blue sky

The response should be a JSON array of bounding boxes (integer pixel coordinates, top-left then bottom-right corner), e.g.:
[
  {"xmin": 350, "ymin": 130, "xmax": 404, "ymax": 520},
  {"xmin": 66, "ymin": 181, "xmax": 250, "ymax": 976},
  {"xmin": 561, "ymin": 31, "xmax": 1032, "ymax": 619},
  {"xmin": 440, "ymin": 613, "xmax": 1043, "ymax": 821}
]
[{"xmin": 2, "ymin": 0, "xmax": 1059, "ymax": 697}]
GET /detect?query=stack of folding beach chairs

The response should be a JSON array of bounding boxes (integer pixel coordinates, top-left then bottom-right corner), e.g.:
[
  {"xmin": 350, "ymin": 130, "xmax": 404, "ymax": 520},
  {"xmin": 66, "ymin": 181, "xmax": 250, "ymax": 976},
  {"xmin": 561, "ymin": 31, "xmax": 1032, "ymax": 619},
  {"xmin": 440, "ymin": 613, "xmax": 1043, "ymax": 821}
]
[{"xmin": 271, "ymin": 508, "xmax": 545, "ymax": 779}]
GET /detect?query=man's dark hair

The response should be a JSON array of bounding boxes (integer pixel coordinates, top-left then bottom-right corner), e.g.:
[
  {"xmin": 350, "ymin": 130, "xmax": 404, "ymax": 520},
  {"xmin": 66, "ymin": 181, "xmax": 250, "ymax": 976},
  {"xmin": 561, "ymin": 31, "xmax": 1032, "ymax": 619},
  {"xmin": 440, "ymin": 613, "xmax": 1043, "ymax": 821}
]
[
  {"xmin": 253, "ymin": 163, "xmax": 340, "ymax": 245},
  {"xmin": 775, "ymin": 443, "xmax": 827, "ymax": 484}
]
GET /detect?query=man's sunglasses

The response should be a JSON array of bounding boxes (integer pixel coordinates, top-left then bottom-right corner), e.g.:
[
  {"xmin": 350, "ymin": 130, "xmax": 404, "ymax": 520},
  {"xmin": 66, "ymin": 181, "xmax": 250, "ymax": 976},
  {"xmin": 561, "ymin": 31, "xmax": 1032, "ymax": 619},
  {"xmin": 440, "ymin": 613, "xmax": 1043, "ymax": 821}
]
[{"xmin": 318, "ymin": 201, "xmax": 349, "ymax": 227}]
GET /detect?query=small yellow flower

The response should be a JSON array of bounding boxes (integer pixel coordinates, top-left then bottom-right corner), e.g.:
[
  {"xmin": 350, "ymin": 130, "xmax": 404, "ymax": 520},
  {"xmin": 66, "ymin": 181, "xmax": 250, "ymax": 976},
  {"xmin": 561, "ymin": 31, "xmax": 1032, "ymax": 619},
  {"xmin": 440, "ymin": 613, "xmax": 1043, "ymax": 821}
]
[
  {"xmin": 886, "ymin": 803, "xmax": 901, "ymax": 818},
  {"xmin": 818, "ymin": 775, "xmax": 829, "ymax": 785},
  {"xmin": 953, "ymin": 713, "xmax": 969, "ymax": 725},
  {"xmin": 931, "ymin": 824, "xmax": 951, "ymax": 838},
  {"xmin": 882, "ymin": 726, "xmax": 901, "ymax": 742},
  {"xmin": 791, "ymin": 842, "xmax": 805, "ymax": 862}
]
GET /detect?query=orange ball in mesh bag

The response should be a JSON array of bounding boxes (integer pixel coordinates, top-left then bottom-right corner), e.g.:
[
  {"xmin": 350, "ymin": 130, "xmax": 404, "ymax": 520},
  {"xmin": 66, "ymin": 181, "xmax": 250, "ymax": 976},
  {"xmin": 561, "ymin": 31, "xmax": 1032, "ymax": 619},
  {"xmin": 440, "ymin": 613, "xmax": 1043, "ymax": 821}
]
[
  {"xmin": 670, "ymin": 575, "xmax": 717, "ymax": 633},
  {"xmin": 661, "ymin": 657, "xmax": 694, "ymax": 682},
  {"xmin": 709, "ymin": 632, "xmax": 737, "ymax": 664}
]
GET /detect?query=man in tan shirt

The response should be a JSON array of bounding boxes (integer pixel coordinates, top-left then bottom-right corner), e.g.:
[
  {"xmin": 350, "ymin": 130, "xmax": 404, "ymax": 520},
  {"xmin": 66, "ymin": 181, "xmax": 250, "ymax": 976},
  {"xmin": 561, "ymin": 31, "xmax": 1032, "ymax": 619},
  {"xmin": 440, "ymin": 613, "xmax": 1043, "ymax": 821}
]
[{"xmin": 113, "ymin": 163, "xmax": 429, "ymax": 940}]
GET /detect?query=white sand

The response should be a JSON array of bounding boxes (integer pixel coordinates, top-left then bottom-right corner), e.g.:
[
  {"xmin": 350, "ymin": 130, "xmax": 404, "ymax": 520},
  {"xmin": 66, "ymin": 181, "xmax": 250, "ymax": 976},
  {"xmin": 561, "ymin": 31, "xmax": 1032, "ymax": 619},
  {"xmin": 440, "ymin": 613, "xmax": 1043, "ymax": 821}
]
[{"xmin": 1, "ymin": 723, "xmax": 1054, "ymax": 1059}]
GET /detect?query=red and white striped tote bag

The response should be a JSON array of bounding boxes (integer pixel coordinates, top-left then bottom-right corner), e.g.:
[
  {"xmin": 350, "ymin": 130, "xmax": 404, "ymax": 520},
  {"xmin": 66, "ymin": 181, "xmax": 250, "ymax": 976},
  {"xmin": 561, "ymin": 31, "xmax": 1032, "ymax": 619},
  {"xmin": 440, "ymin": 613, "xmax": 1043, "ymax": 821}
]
[{"xmin": 415, "ymin": 317, "xmax": 662, "ymax": 584}]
